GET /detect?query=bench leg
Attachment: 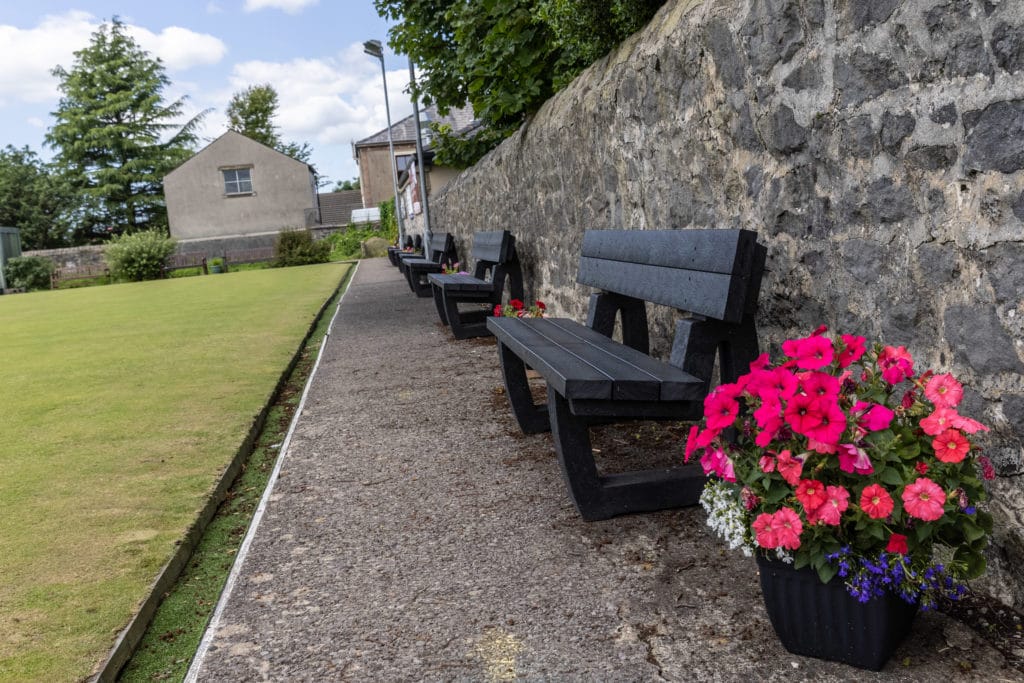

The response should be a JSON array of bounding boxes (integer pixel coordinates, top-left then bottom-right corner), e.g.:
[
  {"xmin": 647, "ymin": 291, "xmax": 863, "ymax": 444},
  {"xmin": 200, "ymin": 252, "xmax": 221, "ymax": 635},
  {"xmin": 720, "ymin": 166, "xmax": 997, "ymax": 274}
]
[
  {"xmin": 497, "ymin": 341, "xmax": 549, "ymax": 434},
  {"xmin": 547, "ymin": 388, "xmax": 707, "ymax": 521},
  {"xmin": 431, "ymin": 284, "xmax": 450, "ymax": 325},
  {"xmin": 445, "ymin": 297, "xmax": 492, "ymax": 339}
]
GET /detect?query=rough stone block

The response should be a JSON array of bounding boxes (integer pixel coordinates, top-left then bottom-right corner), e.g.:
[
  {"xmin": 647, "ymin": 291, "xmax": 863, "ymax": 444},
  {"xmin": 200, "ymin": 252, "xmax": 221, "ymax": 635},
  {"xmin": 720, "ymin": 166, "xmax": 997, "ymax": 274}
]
[
  {"xmin": 930, "ymin": 102, "xmax": 958, "ymax": 125},
  {"xmin": 905, "ymin": 145, "xmax": 958, "ymax": 171},
  {"xmin": 993, "ymin": 22, "xmax": 1024, "ymax": 74},
  {"xmin": 839, "ymin": 0, "xmax": 900, "ymax": 36},
  {"xmin": 764, "ymin": 104, "xmax": 808, "ymax": 154},
  {"xmin": 964, "ymin": 100, "xmax": 1024, "ymax": 173},
  {"xmin": 881, "ymin": 111, "xmax": 916, "ymax": 155},
  {"xmin": 835, "ymin": 48, "xmax": 908, "ymax": 108},
  {"xmin": 944, "ymin": 304, "xmax": 1024, "ymax": 375}
]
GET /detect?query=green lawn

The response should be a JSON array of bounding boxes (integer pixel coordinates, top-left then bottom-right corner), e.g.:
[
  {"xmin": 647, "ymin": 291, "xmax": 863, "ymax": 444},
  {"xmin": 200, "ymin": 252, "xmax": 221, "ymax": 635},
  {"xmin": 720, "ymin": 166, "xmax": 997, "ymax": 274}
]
[{"xmin": 0, "ymin": 264, "xmax": 349, "ymax": 682}]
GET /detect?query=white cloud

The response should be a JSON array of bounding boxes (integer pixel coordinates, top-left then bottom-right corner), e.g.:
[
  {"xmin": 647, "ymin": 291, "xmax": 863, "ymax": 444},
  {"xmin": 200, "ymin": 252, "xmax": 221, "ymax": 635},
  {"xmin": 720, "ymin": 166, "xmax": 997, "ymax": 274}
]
[
  {"xmin": 129, "ymin": 25, "xmax": 227, "ymax": 71},
  {"xmin": 244, "ymin": 0, "xmax": 319, "ymax": 14},
  {"xmin": 206, "ymin": 2, "xmax": 225, "ymax": 14},
  {"xmin": 0, "ymin": 11, "xmax": 226, "ymax": 107},
  {"xmin": 26, "ymin": 116, "xmax": 46, "ymax": 128}
]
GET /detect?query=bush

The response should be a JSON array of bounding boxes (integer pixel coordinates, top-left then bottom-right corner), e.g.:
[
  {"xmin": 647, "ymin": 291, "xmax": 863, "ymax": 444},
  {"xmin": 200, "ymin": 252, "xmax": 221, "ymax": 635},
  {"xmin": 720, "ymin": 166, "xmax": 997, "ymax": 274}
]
[
  {"xmin": 275, "ymin": 229, "xmax": 330, "ymax": 267},
  {"xmin": 4, "ymin": 256, "xmax": 55, "ymax": 291},
  {"xmin": 325, "ymin": 226, "xmax": 380, "ymax": 261},
  {"xmin": 105, "ymin": 230, "xmax": 177, "ymax": 281}
]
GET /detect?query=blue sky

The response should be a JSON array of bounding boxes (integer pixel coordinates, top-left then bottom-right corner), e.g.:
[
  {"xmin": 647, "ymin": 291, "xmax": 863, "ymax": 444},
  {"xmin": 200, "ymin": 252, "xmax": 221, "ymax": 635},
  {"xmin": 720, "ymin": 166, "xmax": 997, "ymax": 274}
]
[{"xmin": 0, "ymin": 1, "xmax": 417, "ymax": 186}]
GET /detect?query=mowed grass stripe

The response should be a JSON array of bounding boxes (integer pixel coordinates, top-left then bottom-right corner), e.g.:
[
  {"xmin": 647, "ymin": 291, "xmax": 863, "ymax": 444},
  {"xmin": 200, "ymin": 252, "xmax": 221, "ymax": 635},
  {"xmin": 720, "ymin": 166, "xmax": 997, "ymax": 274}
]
[{"xmin": 0, "ymin": 263, "xmax": 349, "ymax": 682}]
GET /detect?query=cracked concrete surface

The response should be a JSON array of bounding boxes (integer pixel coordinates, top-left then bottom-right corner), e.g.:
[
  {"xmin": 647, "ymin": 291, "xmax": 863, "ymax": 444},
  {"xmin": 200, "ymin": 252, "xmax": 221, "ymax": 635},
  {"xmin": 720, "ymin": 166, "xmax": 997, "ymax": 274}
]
[{"xmin": 190, "ymin": 258, "xmax": 1020, "ymax": 682}]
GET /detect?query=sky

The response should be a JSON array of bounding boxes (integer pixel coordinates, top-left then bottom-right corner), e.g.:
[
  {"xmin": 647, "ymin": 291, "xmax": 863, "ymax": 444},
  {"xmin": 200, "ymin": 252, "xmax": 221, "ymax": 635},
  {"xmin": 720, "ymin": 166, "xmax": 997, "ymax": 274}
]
[{"xmin": 0, "ymin": 1, "xmax": 417, "ymax": 187}]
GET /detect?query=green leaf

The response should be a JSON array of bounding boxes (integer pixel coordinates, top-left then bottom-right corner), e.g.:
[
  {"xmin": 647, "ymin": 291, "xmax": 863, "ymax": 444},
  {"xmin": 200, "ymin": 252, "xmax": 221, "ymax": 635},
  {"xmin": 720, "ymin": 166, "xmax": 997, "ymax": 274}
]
[
  {"xmin": 815, "ymin": 562, "xmax": 838, "ymax": 585},
  {"xmin": 961, "ymin": 520, "xmax": 986, "ymax": 543},
  {"xmin": 954, "ymin": 547, "xmax": 988, "ymax": 579},
  {"xmin": 879, "ymin": 467, "xmax": 906, "ymax": 486}
]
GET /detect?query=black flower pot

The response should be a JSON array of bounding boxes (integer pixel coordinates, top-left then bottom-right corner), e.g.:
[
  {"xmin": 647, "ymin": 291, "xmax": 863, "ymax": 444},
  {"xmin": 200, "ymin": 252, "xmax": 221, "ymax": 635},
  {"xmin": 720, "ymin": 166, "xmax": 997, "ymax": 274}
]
[{"xmin": 756, "ymin": 555, "xmax": 919, "ymax": 671}]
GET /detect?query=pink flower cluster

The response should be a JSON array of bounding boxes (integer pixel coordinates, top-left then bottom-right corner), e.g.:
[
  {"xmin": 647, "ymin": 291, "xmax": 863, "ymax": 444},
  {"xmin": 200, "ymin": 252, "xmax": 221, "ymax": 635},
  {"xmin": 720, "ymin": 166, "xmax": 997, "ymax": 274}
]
[
  {"xmin": 493, "ymin": 299, "xmax": 546, "ymax": 318},
  {"xmin": 688, "ymin": 327, "xmax": 991, "ymax": 555}
]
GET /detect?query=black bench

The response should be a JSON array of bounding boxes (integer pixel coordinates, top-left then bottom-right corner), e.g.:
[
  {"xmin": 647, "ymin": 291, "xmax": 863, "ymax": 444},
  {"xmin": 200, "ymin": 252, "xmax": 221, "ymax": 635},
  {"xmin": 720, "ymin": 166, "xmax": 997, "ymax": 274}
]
[
  {"xmin": 400, "ymin": 232, "xmax": 457, "ymax": 297},
  {"xmin": 427, "ymin": 230, "xmax": 525, "ymax": 339},
  {"xmin": 486, "ymin": 228, "xmax": 767, "ymax": 521}
]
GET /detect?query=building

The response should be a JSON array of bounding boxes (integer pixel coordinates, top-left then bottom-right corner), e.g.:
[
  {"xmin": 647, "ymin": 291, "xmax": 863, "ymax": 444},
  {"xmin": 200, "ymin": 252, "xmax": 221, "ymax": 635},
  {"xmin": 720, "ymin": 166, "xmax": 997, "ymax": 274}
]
[
  {"xmin": 164, "ymin": 130, "xmax": 320, "ymax": 249},
  {"xmin": 353, "ymin": 104, "xmax": 477, "ymax": 211}
]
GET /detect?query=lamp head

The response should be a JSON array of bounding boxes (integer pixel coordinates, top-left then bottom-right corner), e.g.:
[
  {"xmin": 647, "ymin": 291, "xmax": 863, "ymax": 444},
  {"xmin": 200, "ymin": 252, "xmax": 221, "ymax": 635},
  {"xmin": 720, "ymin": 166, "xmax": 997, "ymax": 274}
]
[{"xmin": 363, "ymin": 39, "xmax": 383, "ymax": 59}]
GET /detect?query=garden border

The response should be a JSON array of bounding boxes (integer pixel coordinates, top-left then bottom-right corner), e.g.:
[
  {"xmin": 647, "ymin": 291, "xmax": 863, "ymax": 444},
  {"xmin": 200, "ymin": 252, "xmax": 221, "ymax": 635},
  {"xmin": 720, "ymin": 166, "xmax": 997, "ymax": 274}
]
[{"xmin": 92, "ymin": 263, "xmax": 356, "ymax": 682}]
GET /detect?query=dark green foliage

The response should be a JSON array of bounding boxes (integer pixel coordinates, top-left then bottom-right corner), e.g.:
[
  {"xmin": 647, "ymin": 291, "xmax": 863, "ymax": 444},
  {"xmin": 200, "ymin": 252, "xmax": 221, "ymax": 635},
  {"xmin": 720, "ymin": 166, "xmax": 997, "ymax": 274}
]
[
  {"xmin": 3, "ymin": 256, "xmax": 55, "ymax": 291},
  {"xmin": 227, "ymin": 84, "xmax": 314, "ymax": 163},
  {"xmin": 332, "ymin": 178, "xmax": 361, "ymax": 191},
  {"xmin": 275, "ymin": 230, "xmax": 331, "ymax": 267},
  {"xmin": 46, "ymin": 18, "xmax": 206, "ymax": 242},
  {"xmin": 375, "ymin": 0, "xmax": 666, "ymax": 166},
  {"xmin": 0, "ymin": 146, "xmax": 72, "ymax": 249},
  {"xmin": 378, "ymin": 198, "xmax": 398, "ymax": 244},
  {"xmin": 325, "ymin": 226, "xmax": 382, "ymax": 260},
  {"xmin": 104, "ymin": 229, "xmax": 177, "ymax": 281}
]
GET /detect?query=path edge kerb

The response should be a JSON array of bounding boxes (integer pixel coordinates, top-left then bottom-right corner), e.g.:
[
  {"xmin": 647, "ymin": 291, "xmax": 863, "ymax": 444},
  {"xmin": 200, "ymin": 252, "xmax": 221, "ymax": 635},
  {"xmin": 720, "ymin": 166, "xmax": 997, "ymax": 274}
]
[{"xmin": 92, "ymin": 263, "xmax": 357, "ymax": 683}]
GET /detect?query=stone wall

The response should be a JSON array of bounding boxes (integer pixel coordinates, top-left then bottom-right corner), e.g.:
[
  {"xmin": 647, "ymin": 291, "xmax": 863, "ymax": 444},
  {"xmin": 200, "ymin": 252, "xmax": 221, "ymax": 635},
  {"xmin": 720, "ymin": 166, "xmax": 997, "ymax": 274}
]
[{"xmin": 430, "ymin": 0, "xmax": 1024, "ymax": 603}]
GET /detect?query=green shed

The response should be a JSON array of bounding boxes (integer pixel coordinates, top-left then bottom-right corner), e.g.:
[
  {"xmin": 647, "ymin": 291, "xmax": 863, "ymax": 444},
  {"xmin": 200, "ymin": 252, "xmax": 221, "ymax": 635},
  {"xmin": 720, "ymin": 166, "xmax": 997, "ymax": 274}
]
[{"xmin": 0, "ymin": 227, "xmax": 23, "ymax": 291}]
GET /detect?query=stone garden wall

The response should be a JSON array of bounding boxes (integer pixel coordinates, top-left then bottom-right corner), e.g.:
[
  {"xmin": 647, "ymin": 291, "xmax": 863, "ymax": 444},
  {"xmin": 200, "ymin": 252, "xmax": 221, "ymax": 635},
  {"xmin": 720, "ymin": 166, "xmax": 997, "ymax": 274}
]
[{"xmin": 430, "ymin": 0, "xmax": 1024, "ymax": 603}]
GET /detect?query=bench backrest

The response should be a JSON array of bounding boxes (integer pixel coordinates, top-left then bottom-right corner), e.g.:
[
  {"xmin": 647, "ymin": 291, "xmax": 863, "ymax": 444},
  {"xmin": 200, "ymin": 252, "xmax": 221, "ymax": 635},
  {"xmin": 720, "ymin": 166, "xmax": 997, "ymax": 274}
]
[
  {"xmin": 577, "ymin": 229, "xmax": 764, "ymax": 324},
  {"xmin": 426, "ymin": 232, "xmax": 455, "ymax": 262},
  {"xmin": 470, "ymin": 230, "xmax": 516, "ymax": 265}
]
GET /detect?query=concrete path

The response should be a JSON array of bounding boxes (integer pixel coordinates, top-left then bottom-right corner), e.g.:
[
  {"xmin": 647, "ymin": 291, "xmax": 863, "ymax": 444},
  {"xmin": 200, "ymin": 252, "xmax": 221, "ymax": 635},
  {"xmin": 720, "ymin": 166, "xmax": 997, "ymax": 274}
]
[{"xmin": 189, "ymin": 257, "xmax": 1018, "ymax": 682}]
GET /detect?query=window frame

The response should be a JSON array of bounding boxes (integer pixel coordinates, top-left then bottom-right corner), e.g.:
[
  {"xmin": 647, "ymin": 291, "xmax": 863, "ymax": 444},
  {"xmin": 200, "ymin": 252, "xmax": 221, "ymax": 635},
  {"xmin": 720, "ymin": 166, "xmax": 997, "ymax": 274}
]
[{"xmin": 221, "ymin": 166, "xmax": 254, "ymax": 196}]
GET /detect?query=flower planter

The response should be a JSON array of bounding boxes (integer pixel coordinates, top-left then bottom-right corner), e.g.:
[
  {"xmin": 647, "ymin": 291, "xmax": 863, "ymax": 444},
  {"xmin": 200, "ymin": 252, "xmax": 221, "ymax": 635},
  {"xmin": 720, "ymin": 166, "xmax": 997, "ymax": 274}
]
[{"xmin": 756, "ymin": 555, "xmax": 918, "ymax": 671}]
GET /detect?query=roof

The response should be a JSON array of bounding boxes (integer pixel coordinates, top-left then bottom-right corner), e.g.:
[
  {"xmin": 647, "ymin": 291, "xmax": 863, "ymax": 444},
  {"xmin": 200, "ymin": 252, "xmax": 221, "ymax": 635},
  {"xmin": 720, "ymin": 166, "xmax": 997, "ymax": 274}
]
[
  {"xmin": 354, "ymin": 103, "xmax": 478, "ymax": 150},
  {"xmin": 165, "ymin": 129, "xmax": 314, "ymax": 179},
  {"xmin": 317, "ymin": 190, "xmax": 364, "ymax": 226}
]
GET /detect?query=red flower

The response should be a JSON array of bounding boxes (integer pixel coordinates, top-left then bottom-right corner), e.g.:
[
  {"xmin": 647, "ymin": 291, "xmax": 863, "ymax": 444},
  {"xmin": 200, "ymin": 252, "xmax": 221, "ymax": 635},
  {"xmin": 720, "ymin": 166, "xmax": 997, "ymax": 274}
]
[
  {"xmin": 916, "ymin": 461, "xmax": 929, "ymax": 475},
  {"xmin": 776, "ymin": 450, "xmax": 803, "ymax": 486},
  {"xmin": 902, "ymin": 477, "xmax": 947, "ymax": 521},
  {"xmin": 759, "ymin": 455, "xmax": 776, "ymax": 473},
  {"xmin": 800, "ymin": 371, "xmax": 841, "ymax": 400},
  {"xmin": 752, "ymin": 513, "xmax": 778, "ymax": 548},
  {"xmin": 860, "ymin": 483, "xmax": 894, "ymax": 519},
  {"xmin": 509, "ymin": 299, "xmax": 525, "ymax": 310},
  {"xmin": 806, "ymin": 485, "xmax": 849, "ymax": 525},
  {"xmin": 534, "ymin": 300, "xmax": 546, "ymax": 310},
  {"xmin": 703, "ymin": 390, "xmax": 740, "ymax": 431},
  {"xmin": 783, "ymin": 393, "xmax": 824, "ymax": 436},
  {"xmin": 978, "ymin": 455, "xmax": 996, "ymax": 481},
  {"xmin": 924, "ymin": 373, "xmax": 963, "ymax": 409},
  {"xmin": 878, "ymin": 345, "xmax": 914, "ymax": 384},
  {"xmin": 493, "ymin": 304, "xmax": 502, "ymax": 316},
  {"xmin": 854, "ymin": 402, "xmax": 894, "ymax": 432},
  {"xmin": 886, "ymin": 533, "xmax": 909, "ymax": 555},
  {"xmin": 770, "ymin": 507, "xmax": 804, "ymax": 549},
  {"xmin": 932, "ymin": 428, "xmax": 969, "ymax": 463},
  {"xmin": 795, "ymin": 479, "xmax": 828, "ymax": 512},
  {"xmin": 803, "ymin": 398, "xmax": 847, "ymax": 447},
  {"xmin": 920, "ymin": 408, "xmax": 958, "ymax": 436}
]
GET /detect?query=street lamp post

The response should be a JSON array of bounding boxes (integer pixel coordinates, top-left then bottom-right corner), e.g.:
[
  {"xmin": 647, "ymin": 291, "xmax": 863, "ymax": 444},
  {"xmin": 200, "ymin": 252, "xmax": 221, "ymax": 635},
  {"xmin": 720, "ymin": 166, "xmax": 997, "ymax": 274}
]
[
  {"xmin": 363, "ymin": 39, "xmax": 405, "ymax": 247},
  {"xmin": 408, "ymin": 59, "xmax": 431, "ymax": 247}
]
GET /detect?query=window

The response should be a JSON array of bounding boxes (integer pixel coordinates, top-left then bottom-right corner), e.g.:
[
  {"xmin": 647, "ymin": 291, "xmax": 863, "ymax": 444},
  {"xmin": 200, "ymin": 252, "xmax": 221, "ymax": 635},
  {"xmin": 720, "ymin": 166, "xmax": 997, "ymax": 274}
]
[{"xmin": 222, "ymin": 167, "xmax": 253, "ymax": 195}]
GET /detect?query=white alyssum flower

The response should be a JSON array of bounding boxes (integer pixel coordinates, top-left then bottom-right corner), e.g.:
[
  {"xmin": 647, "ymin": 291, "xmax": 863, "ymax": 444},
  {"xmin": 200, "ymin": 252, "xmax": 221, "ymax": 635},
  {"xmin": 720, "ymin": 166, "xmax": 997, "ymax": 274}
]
[{"xmin": 699, "ymin": 480, "xmax": 755, "ymax": 556}]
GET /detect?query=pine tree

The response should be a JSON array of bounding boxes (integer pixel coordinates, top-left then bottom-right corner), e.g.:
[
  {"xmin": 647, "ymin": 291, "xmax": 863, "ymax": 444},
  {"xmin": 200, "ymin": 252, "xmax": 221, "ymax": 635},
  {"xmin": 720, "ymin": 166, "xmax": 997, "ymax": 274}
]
[
  {"xmin": 0, "ymin": 146, "xmax": 72, "ymax": 249},
  {"xmin": 46, "ymin": 18, "xmax": 205, "ymax": 241}
]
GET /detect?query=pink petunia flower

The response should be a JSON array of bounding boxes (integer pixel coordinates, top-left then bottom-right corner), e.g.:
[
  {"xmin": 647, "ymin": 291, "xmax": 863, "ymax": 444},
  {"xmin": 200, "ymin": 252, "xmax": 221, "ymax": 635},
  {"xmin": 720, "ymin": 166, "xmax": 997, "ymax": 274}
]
[
  {"xmin": 920, "ymin": 408, "xmax": 958, "ymax": 436},
  {"xmin": 704, "ymin": 390, "xmax": 740, "ymax": 431},
  {"xmin": 803, "ymin": 398, "xmax": 848, "ymax": 446},
  {"xmin": 878, "ymin": 345, "xmax": 914, "ymax": 384},
  {"xmin": 800, "ymin": 371, "xmax": 841, "ymax": 400},
  {"xmin": 860, "ymin": 483, "xmax": 894, "ymax": 519},
  {"xmin": 854, "ymin": 402, "xmax": 894, "ymax": 432},
  {"xmin": 977, "ymin": 455, "xmax": 996, "ymax": 480},
  {"xmin": 752, "ymin": 513, "xmax": 778, "ymax": 548},
  {"xmin": 902, "ymin": 477, "xmax": 947, "ymax": 521},
  {"xmin": 684, "ymin": 425, "xmax": 700, "ymax": 463},
  {"xmin": 749, "ymin": 353, "xmax": 771, "ymax": 371},
  {"xmin": 932, "ymin": 428, "xmax": 969, "ymax": 463},
  {"xmin": 838, "ymin": 443, "xmax": 874, "ymax": 475},
  {"xmin": 837, "ymin": 334, "xmax": 867, "ymax": 368},
  {"xmin": 784, "ymin": 393, "xmax": 824, "ymax": 436},
  {"xmin": 807, "ymin": 485, "xmax": 849, "ymax": 525},
  {"xmin": 771, "ymin": 507, "xmax": 804, "ymax": 549},
  {"xmin": 886, "ymin": 533, "xmax": 909, "ymax": 555},
  {"xmin": 782, "ymin": 335, "xmax": 835, "ymax": 370},
  {"xmin": 795, "ymin": 479, "xmax": 828, "ymax": 512},
  {"xmin": 759, "ymin": 455, "xmax": 776, "ymax": 473},
  {"xmin": 951, "ymin": 413, "xmax": 988, "ymax": 434},
  {"xmin": 925, "ymin": 373, "xmax": 963, "ymax": 409},
  {"xmin": 776, "ymin": 450, "xmax": 803, "ymax": 486},
  {"xmin": 700, "ymin": 447, "xmax": 736, "ymax": 482}
]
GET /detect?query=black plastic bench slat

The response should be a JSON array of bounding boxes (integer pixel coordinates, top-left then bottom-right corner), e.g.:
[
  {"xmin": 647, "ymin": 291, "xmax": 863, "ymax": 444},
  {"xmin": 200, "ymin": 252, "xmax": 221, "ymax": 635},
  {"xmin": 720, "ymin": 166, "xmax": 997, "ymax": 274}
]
[
  {"xmin": 488, "ymin": 317, "xmax": 612, "ymax": 399},
  {"xmin": 428, "ymin": 272, "xmax": 494, "ymax": 292},
  {"xmin": 470, "ymin": 230, "xmax": 514, "ymax": 264},
  {"xmin": 544, "ymin": 318, "xmax": 705, "ymax": 401},
  {"xmin": 577, "ymin": 229, "xmax": 758, "ymax": 322}
]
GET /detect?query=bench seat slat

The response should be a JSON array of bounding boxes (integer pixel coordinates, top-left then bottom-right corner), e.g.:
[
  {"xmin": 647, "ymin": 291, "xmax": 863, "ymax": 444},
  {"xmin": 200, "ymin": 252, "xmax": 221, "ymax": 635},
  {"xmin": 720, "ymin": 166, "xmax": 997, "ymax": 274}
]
[
  {"xmin": 428, "ymin": 273, "xmax": 494, "ymax": 292},
  {"xmin": 488, "ymin": 317, "xmax": 612, "ymax": 399},
  {"xmin": 544, "ymin": 319, "xmax": 705, "ymax": 401}
]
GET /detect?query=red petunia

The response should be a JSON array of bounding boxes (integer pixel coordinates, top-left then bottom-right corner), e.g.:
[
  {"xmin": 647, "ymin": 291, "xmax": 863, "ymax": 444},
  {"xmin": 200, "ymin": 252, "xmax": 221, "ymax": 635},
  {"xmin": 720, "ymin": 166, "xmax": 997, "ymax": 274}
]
[
  {"xmin": 806, "ymin": 485, "xmax": 849, "ymax": 525},
  {"xmin": 886, "ymin": 533, "xmax": 909, "ymax": 555},
  {"xmin": 776, "ymin": 450, "xmax": 803, "ymax": 486},
  {"xmin": 795, "ymin": 479, "xmax": 828, "ymax": 512},
  {"xmin": 860, "ymin": 483, "xmax": 894, "ymax": 519},
  {"xmin": 803, "ymin": 398, "xmax": 848, "ymax": 447},
  {"xmin": 920, "ymin": 408, "xmax": 958, "ymax": 436},
  {"xmin": 878, "ymin": 345, "xmax": 914, "ymax": 384},
  {"xmin": 752, "ymin": 513, "xmax": 778, "ymax": 549},
  {"xmin": 770, "ymin": 507, "xmax": 804, "ymax": 549},
  {"xmin": 902, "ymin": 477, "xmax": 947, "ymax": 521},
  {"xmin": 932, "ymin": 428, "xmax": 969, "ymax": 463}
]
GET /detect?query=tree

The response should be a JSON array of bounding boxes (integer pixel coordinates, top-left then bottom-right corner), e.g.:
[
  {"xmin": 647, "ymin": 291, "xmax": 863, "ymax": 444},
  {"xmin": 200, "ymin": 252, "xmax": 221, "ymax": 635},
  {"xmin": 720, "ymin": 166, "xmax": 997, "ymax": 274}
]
[
  {"xmin": 0, "ymin": 146, "xmax": 72, "ymax": 249},
  {"xmin": 226, "ymin": 84, "xmax": 313, "ymax": 163},
  {"xmin": 375, "ymin": 0, "xmax": 666, "ymax": 166},
  {"xmin": 46, "ymin": 18, "xmax": 206, "ymax": 242},
  {"xmin": 332, "ymin": 178, "xmax": 361, "ymax": 192}
]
